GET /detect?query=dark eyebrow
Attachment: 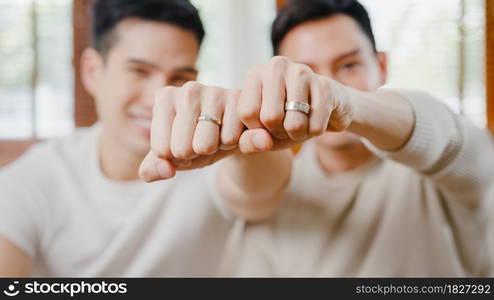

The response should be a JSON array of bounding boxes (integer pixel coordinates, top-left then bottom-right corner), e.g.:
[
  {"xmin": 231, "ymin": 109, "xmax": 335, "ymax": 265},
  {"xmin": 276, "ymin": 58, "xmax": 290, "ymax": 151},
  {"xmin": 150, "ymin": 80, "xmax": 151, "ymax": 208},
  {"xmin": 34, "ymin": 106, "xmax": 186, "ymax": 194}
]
[
  {"xmin": 298, "ymin": 49, "xmax": 361, "ymax": 69},
  {"xmin": 174, "ymin": 67, "xmax": 198, "ymax": 75},
  {"xmin": 333, "ymin": 49, "xmax": 360, "ymax": 63},
  {"xmin": 127, "ymin": 58, "xmax": 160, "ymax": 69},
  {"xmin": 127, "ymin": 58, "xmax": 198, "ymax": 74}
]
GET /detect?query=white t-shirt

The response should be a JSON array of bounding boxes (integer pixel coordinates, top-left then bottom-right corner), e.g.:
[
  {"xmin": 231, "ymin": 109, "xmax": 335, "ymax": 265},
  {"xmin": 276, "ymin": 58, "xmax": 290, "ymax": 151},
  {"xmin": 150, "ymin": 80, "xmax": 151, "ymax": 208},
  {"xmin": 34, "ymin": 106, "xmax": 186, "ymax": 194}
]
[{"xmin": 0, "ymin": 125, "xmax": 233, "ymax": 277}]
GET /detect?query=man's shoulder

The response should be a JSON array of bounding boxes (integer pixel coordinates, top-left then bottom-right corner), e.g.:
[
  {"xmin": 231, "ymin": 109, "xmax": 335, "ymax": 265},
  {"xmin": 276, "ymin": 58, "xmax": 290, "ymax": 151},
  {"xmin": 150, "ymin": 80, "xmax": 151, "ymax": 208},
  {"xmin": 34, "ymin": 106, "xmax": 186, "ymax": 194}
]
[{"xmin": 0, "ymin": 126, "xmax": 98, "ymax": 183}]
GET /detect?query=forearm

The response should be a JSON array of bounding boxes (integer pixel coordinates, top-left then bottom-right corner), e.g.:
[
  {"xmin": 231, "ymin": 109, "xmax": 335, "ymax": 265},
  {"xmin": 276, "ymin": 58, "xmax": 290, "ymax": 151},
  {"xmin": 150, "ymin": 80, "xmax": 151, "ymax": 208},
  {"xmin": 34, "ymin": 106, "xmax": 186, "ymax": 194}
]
[
  {"xmin": 0, "ymin": 236, "xmax": 32, "ymax": 277},
  {"xmin": 346, "ymin": 88, "xmax": 415, "ymax": 151},
  {"xmin": 348, "ymin": 89, "xmax": 494, "ymax": 209},
  {"xmin": 217, "ymin": 150, "xmax": 293, "ymax": 222}
]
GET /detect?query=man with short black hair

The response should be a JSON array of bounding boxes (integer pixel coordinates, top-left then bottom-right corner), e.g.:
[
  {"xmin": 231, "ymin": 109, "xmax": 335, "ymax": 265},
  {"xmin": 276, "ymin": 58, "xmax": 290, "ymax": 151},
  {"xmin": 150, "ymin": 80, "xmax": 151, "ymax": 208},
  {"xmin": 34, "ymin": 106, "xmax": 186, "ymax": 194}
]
[
  {"xmin": 223, "ymin": 0, "xmax": 494, "ymax": 276},
  {"xmin": 0, "ymin": 0, "xmax": 232, "ymax": 277},
  {"xmin": 139, "ymin": 0, "xmax": 494, "ymax": 276}
]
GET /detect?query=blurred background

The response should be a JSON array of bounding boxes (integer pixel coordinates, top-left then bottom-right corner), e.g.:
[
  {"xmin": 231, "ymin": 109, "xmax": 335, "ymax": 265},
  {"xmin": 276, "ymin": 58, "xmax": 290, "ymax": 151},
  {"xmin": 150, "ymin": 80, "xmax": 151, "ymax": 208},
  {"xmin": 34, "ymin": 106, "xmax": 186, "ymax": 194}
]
[{"xmin": 0, "ymin": 0, "xmax": 492, "ymax": 166}]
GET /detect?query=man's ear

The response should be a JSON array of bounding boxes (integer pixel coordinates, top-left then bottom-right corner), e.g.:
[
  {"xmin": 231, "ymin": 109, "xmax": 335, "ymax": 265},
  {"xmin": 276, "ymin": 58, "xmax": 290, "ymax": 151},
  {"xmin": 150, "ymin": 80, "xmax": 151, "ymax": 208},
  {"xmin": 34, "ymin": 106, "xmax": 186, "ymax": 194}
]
[
  {"xmin": 81, "ymin": 48, "xmax": 104, "ymax": 98},
  {"xmin": 376, "ymin": 51, "xmax": 388, "ymax": 85}
]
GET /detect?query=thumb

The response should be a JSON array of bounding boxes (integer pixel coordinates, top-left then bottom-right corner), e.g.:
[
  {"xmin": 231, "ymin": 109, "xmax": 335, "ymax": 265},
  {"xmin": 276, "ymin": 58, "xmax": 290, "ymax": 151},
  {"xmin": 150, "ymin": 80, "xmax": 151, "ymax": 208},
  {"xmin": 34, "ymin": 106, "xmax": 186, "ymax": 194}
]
[
  {"xmin": 238, "ymin": 128, "xmax": 274, "ymax": 154},
  {"xmin": 139, "ymin": 151, "xmax": 177, "ymax": 182}
]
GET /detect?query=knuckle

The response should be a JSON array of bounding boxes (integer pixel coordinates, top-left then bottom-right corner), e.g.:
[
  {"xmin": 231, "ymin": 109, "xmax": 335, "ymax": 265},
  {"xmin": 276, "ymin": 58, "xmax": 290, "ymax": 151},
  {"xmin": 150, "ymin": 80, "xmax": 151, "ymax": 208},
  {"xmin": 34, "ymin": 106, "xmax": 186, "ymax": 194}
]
[
  {"xmin": 293, "ymin": 64, "xmax": 312, "ymax": 79},
  {"xmin": 154, "ymin": 86, "xmax": 176, "ymax": 108},
  {"xmin": 181, "ymin": 83, "xmax": 202, "ymax": 107},
  {"xmin": 318, "ymin": 76, "xmax": 332, "ymax": 94},
  {"xmin": 183, "ymin": 81, "xmax": 202, "ymax": 97},
  {"xmin": 183, "ymin": 80, "xmax": 201, "ymax": 90},
  {"xmin": 221, "ymin": 132, "xmax": 239, "ymax": 146},
  {"xmin": 261, "ymin": 111, "xmax": 284, "ymax": 128},
  {"xmin": 238, "ymin": 103, "xmax": 260, "ymax": 121},
  {"xmin": 309, "ymin": 124, "xmax": 325, "ymax": 137},
  {"xmin": 155, "ymin": 86, "xmax": 171, "ymax": 99},
  {"xmin": 194, "ymin": 141, "xmax": 217, "ymax": 156},
  {"xmin": 285, "ymin": 119, "xmax": 306, "ymax": 133},
  {"xmin": 266, "ymin": 57, "xmax": 289, "ymax": 82},
  {"xmin": 269, "ymin": 56, "xmax": 288, "ymax": 74},
  {"xmin": 151, "ymin": 143, "xmax": 172, "ymax": 159},
  {"xmin": 270, "ymin": 56, "xmax": 288, "ymax": 67},
  {"xmin": 226, "ymin": 88, "xmax": 241, "ymax": 102},
  {"xmin": 313, "ymin": 77, "xmax": 331, "ymax": 100},
  {"xmin": 247, "ymin": 64, "xmax": 262, "ymax": 77},
  {"xmin": 204, "ymin": 86, "xmax": 225, "ymax": 106},
  {"xmin": 206, "ymin": 86, "xmax": 224, "ymax": 97},
  {"xmin": 171, "ymin": 145, "xmax": 194, "ymax": 160}
]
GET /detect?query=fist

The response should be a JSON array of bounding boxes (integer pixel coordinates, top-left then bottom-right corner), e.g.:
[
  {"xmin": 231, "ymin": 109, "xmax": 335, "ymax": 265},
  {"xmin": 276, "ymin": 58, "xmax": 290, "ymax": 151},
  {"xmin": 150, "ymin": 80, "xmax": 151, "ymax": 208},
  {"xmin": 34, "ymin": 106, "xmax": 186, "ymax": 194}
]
[
  {"xmin": 238, "ymin": 56, "xmax": 355, "ymax": 147},
  {"xmin": 139, "ymin": 81, "xmax": 274, "ymax": 182}
]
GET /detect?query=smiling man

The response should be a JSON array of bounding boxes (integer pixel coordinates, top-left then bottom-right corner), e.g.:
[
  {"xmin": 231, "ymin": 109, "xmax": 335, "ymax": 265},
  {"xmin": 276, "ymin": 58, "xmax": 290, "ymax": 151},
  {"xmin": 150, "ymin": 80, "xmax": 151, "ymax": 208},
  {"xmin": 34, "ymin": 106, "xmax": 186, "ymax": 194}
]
[
  {"xmin": 0, "ymin": 0, "xmax": 234, "ymax": 276},
  {"xmin": 213, "ymin": 0, "xmax": 494, "ymax": 276},
  {"xmin": 136, "ymin": 0, "xmax": 494, "ymax": 277}
]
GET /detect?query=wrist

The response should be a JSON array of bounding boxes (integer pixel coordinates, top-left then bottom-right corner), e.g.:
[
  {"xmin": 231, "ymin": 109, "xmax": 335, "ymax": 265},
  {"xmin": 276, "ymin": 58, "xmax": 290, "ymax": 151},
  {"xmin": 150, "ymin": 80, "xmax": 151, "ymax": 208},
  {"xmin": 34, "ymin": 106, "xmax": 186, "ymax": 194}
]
[
  {"xmin": 347, "ymin": 88, "xmax": 415, "ymax": 151},
  {"xmin": 345, "ymin": 87, "xmax": 369, "ymax": 136}
]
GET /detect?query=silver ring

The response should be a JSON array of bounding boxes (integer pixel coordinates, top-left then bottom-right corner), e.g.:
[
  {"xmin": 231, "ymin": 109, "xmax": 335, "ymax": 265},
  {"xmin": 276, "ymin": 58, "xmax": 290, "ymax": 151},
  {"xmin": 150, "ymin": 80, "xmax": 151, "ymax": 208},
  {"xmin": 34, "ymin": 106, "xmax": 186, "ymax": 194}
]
[
  {"xmin": 197, "ymin": 114, "xmax": 222, "ymax": 126},
  {"xmin": 285, "ymin": 101, "xmax": 310, "ymax": 115}
]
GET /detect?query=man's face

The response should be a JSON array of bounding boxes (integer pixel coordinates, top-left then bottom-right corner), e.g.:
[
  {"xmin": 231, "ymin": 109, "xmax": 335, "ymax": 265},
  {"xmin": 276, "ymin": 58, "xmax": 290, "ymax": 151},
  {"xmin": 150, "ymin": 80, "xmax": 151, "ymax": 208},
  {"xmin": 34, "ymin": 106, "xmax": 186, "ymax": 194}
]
[
  {"xmin": 278, "ymin": 14, "xmax": 387, "ymax": 149},
  {"xmin": 83, "ymin": 18, "xmax": 199, "ymax": 156}
]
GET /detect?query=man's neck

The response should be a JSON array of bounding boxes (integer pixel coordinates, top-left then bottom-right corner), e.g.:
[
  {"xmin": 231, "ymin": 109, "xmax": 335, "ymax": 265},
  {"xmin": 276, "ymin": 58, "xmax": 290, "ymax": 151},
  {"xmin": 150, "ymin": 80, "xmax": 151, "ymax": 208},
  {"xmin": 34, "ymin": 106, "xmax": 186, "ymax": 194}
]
[
  {"xmin": 314, "ymin": 141, "xmax": 374, "ymax": 175},
  {"xmin": 99, "ymin": 132, "xmax": 145, "ymax": 181}
]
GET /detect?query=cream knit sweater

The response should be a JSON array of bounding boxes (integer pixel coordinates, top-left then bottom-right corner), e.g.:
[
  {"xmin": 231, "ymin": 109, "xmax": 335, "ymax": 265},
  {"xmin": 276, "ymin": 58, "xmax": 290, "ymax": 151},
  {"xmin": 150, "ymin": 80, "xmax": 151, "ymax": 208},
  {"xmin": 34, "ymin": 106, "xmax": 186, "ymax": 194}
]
[{"xmin": 221, "ymin": 90, "xmax": 494, "ymax": 277}]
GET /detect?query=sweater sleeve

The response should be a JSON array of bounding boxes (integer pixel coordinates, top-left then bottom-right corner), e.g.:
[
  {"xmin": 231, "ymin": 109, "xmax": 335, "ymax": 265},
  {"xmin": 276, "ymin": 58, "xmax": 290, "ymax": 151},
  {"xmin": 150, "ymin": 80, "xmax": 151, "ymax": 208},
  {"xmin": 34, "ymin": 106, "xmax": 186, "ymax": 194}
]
[{"xmin": 362, "ymin": 90, "xmax": 494, "ymax": 210}]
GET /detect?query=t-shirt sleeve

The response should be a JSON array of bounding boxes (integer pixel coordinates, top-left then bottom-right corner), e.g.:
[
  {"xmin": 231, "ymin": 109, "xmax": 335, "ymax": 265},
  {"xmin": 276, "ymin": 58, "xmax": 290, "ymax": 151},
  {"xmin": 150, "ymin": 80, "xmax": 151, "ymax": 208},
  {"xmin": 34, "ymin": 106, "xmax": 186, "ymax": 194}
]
[
  {"xmin": 0, "ymin": 165, "xmax": 47, "ymax": 259},
  {"xmin": 362, "ymin": 89, "xmax": 494, "ymax": 210}
]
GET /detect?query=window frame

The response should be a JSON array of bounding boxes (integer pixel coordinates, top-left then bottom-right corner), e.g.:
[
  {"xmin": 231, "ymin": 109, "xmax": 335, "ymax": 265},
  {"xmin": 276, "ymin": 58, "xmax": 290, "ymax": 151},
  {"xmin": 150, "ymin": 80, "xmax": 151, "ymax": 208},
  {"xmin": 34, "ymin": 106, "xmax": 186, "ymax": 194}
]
[{"xmin": 486, "ymin": 0, "xmax": 494, "ymax": 134}]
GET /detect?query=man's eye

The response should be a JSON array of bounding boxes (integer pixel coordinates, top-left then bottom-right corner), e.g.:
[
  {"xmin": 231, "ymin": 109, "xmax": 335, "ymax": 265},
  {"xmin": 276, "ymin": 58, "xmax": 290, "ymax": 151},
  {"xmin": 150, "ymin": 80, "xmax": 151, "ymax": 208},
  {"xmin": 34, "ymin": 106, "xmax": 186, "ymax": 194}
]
[
  {"xmin": 130, "ymin": 68, "xmax": 149, "ymax": 76},
  {"xmin": 171, "ymin": 77, "xmax": 191, "ymax": 86},
  {"xmin": 341, "ymin": 62, "xmax": 358, "ymax": 70}
]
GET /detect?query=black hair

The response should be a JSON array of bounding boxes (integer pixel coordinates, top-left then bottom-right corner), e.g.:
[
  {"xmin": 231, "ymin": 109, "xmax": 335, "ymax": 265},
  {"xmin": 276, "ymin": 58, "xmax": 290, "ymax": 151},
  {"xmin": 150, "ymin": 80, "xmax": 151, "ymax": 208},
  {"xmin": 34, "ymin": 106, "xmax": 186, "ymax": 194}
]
[
  {"xmin": 271, "ymin": 0, "xmax": 376, "ymax": 54},
  {"xmin": 91, "ymin": 0, "xmax": 205, "ymax": 55}
]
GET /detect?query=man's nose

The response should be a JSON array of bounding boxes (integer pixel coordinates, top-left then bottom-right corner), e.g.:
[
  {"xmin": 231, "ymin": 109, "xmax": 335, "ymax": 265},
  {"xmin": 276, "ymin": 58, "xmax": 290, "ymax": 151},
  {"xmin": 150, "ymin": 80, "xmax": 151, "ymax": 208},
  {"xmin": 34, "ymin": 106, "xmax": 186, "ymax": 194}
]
[{"xmin": 316, "ymin": 67, "xmax": 334, "ymax": 79}]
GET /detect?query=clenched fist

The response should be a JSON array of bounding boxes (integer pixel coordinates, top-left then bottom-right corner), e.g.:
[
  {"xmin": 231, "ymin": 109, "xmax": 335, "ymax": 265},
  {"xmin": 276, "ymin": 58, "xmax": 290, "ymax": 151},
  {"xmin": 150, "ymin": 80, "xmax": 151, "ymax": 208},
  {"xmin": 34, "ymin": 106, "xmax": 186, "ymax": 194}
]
[
  {"xmin": 139, "ymin": 56, "xmax": 361, "ymax": 182},
  {"xmin": 238, "ymin": 56, "xmax": 356, "ymax": 144}
]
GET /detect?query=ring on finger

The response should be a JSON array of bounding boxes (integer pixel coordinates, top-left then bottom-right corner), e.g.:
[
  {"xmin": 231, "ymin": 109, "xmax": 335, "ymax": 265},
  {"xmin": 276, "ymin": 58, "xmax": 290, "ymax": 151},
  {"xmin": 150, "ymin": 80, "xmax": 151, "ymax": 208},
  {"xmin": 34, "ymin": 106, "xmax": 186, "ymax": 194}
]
[
  {"xmin": 197, "ymin": 114, "xmax": 222, "ymax": 126},
  {"xmin": 285, "ymin": 101, "xmax": 310, "ymax": 115}
]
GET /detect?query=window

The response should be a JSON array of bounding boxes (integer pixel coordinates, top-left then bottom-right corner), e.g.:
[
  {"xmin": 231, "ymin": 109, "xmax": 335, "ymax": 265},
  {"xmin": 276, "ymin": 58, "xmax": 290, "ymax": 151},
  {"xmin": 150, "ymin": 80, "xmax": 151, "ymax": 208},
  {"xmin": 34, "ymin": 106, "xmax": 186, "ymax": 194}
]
[
  {"xmin": 0, "ymin": 0, "xmax": 74, "ymax": 140},
  {"xmin": 360, "ymin": 0, "xmax": 485, "ymax": 127},
  {"xmin": 196, "ymin": 0, "xmax": 487, "ymax": 127},
  {"xmin": 0, "ymin": 0, "xmax": 488, "ymax": 142},
  {"xmin": 191, "ymin": 0, "xmax": 276, "ymax": 88}
]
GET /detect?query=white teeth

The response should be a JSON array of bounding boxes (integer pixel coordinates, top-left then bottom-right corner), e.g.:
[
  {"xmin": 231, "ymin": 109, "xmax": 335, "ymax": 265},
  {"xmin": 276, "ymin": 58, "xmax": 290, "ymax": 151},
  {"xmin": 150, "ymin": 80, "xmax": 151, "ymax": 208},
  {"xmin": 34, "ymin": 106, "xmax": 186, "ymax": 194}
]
[{"xmin": 134, "ymin": 118, "xmax": 151, "ymax": 130}]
